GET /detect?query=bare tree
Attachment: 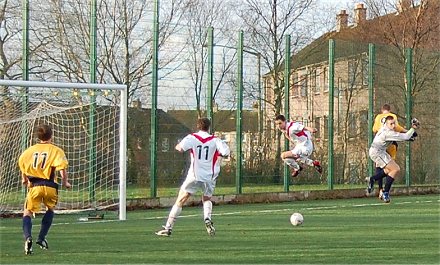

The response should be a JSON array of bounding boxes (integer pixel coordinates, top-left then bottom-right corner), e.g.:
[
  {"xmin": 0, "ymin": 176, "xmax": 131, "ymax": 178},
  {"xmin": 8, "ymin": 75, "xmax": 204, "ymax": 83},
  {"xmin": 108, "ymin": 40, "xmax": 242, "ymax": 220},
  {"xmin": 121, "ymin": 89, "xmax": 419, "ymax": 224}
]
[
  {"xmin": 25, "ymin": 0, "xmax": 187, "ymax": 104},
  {"xmin": 362, "ymin": 0, "xmax": 440, "ymax": 182},
  {"xmin": 181, "ymin": 0, "xmax": 236, "ymax": 116},
  {"xmin": 233, "ymin": 0, "xmax": 316, "ymax": 179},
  {"xmin": 0, "ymin": 0, "xmax": 48, "ymax": 99}
]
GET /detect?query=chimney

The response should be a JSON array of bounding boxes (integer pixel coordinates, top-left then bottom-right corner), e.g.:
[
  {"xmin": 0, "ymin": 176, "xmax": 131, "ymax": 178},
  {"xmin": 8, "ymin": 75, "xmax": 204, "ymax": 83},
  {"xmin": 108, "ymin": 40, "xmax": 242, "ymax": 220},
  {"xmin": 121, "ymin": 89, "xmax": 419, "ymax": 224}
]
[
  {"xmin": 336, "ymin": 10, "xmax": 349, "ymax": 32},
  {"xmin": 354, "ymin": 3, "xmax": 367, "ymax": 26},
  {"xmin": 397, "ymin": 0, "xmax": 412, "ymax": 13}
]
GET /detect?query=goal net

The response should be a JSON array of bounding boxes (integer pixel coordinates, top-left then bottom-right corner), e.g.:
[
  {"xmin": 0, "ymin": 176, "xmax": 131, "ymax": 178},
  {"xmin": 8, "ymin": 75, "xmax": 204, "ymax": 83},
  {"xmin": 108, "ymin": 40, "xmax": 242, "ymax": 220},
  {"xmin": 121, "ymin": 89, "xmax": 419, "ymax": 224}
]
[{"xmin": 0, "ymin": 80, "xmax": 127, "ymax": 220}]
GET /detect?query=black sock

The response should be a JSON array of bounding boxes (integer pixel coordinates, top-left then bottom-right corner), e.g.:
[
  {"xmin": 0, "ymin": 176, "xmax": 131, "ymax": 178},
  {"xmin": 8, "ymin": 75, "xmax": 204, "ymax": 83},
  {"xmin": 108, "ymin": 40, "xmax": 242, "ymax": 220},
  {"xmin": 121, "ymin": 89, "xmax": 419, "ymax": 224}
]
[
  {"xmin": 23, "ymin": 216, "xmax": 32, "ymax": 240},
  {"xmin": 384, "ymin": 176, "xmax": 394, "ymax": 193},
  {"xmin": 378, "ymin": 176, "xmax": 384, "ymax": 190},
  {"xmin": 371, "ymin": 167, "xmax": 386, "ymax": 181},
  {"xmin": 38, "ymin": 210, "xmax": 54, "ymax": 241}
]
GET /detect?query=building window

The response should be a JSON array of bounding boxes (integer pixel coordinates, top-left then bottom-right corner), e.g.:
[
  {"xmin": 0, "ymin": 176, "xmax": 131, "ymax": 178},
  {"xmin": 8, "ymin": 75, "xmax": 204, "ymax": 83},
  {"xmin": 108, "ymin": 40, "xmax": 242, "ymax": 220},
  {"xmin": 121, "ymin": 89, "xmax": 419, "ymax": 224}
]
[
  {"xmin": 362, "ymin": 58, "xmax": 368, "ymax": 87},
  {"xmin": 322, "ymin": 66, "xmax": 328, "ymax": 92},
  {"xmin": 300, "ymin": 75, "xmax": 308, "ymax": 97},
  {"xmin": 292, "ymin": 72, "xmax": 299, "ymax": 97},
  {"xmin": 348, "ymin": 112, "xmax": 357, "ymax": 138},
  {"xmin": 348, "ymin": 57, "xmax": 368, "ymax": 90},
  {"xmin": 311, "ymin": 69, "xmax": 319, "ymax": 94},
  {"xmin": 323, "ymin": 115, "xmax": 328, "ymax": 139},
  {"xmin": 359, "ymin": 110, "xmax": 368, "ymax": 138},
  {"xmin": 265, "ymin": 78, "xmax": 273, "ymax": 102},
  {"xmin": 314, "ymin": 116, "xmax": 321, "ymax": 138},
  {"xmin": 348, "ymin": 59, "xmax": 358, "ymax": 90}
]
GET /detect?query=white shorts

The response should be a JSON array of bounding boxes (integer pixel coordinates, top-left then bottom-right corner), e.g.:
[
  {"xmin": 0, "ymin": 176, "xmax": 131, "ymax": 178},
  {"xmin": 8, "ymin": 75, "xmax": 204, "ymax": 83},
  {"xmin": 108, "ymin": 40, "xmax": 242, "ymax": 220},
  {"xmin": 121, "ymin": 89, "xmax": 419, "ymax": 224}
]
[
  {"xmin": 291, "ymin": 145, "xmax": 313, "ymax": 158},
  {"xmin": 180, "ymin": 176, "xmax": 216, "ymax": 197},
  {"xmin": 369, "ymin": 148, "xmax": 391, "ymax": 168}
]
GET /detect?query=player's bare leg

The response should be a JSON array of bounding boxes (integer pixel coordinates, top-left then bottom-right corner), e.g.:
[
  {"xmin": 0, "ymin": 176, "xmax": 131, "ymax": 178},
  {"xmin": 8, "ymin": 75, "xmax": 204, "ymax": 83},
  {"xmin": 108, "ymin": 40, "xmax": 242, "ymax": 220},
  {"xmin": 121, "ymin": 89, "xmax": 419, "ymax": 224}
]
[
  {"xmin": 281, "ymin": 152, "xmax": 302, "ymax": 177},
  {"xmin": 156, "ymin": 190, "xmax": 190, "ymax": 236},
  {"xmin": 296, "ymin": 156, "xmax": 322, "ymax": 174},
  {"xmin": 202, "ymin": 196, "xmax": 215, "ymax": 236}
]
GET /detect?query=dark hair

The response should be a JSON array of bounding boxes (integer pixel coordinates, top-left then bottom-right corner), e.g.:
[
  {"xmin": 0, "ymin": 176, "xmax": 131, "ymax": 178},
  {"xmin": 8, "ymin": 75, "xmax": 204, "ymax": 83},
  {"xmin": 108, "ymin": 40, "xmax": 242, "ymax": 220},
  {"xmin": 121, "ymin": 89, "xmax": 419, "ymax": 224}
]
[
  {"xmin": 275, "ymin": 114, "xmax": 286, "ymax": 121},
  {"xmin": 381, "ymin": 104, "xmax": 391, "ymax": 111},
  {"xmin": 197, "ymin": 118, "xmax": 211, "ymax": 131},
  {"xmin": 37, "ymin": 125, "xmax": 53, "ymax": 141},
  {"xmin": 385, "ymin": 115, "xmax": 395, "ymax": 121}
]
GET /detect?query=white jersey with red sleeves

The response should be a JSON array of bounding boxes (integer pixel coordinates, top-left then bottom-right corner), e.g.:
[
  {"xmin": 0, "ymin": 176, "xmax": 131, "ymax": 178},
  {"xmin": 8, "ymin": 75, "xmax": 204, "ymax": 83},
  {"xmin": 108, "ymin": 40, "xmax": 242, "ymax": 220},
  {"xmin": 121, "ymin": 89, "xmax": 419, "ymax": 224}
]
[
  {"xmin": 179, "ymin": 131, "xmax": 230, "ymax": 182},
  {"xmin": 285, "ymin": 121, "xmax": 313, "ymax": 149}
]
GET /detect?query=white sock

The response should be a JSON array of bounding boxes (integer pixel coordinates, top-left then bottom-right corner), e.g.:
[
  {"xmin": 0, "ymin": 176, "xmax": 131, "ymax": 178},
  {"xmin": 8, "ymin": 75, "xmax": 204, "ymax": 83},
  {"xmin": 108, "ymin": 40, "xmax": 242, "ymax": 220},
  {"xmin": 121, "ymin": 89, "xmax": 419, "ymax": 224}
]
[
  {"xmin": 203, "ymin": 200, "xmax": 212, "ymax": 221},
  {"xmin": 165, "ymin": 205, "xmax": 182, "ymax": 229},
  {"xmin": 283, "ymin": 158, "xmax": 300, "ymax": 170},
  {"xmin": 297, "ymin": 156, "xmax": 314, "ymax": 166}
]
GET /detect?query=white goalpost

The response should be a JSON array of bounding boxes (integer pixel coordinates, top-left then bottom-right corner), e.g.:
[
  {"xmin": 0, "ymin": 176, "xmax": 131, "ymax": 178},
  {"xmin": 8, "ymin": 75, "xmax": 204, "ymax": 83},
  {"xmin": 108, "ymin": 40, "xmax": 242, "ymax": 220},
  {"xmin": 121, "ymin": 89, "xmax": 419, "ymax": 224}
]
[{"xmin": 0, "ymin": 79, "xmax": 127, "ymax": 220}]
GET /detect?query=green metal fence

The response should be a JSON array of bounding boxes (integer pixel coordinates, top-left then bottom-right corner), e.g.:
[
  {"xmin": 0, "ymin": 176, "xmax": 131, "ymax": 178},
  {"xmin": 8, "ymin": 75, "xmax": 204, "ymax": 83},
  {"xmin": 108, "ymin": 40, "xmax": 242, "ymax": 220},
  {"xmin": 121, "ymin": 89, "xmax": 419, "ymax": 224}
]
[{"xmin": 1, "ymin": 0, "xmax": 439, "ymax": 208}]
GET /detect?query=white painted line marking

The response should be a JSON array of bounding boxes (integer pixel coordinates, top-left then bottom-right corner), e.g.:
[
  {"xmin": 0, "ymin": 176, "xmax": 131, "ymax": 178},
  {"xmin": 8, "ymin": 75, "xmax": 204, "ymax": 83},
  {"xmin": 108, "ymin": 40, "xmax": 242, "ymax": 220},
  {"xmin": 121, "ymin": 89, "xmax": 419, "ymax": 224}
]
[{"xmin": 43, "ymin": 198, "xmax": 439, "ymax": 227}]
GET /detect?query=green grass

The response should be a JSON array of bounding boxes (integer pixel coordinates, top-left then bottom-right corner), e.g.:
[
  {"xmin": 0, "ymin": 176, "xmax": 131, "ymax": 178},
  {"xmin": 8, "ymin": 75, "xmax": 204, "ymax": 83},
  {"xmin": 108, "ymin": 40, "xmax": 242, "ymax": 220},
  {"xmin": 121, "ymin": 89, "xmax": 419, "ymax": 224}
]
[
  {"xmin": 1, "ymin": 194, "xmax": 439, "ymax": 264},
  {"xmin": 143, "ymin": 183, "xmax": 437, "ymax": 198}
]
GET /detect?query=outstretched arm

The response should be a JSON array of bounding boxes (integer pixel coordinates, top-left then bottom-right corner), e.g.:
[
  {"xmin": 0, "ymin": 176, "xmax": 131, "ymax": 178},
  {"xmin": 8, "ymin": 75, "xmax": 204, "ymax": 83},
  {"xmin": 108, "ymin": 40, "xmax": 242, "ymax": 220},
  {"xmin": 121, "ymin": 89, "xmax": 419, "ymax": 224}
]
[
  {"xmin": 304, "ymin": 126, "xmax": 318, "ymax": 133},
  {"xmin": 394, "ymin": 122, "xmax": 408, "ymax": 133},
  {"xmin": 385, "ymin": 127, "xmax": 416, "ymax": 142}
]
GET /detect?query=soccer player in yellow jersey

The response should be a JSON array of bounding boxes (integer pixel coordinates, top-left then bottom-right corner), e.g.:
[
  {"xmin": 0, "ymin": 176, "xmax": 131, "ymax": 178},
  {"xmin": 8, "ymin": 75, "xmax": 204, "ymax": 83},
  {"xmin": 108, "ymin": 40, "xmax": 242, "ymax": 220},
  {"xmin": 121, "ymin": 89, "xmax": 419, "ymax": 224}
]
[
  {"xmin": 18, "ymin": 124, "xmax": 71, "ymax": 255},
  {"xmin": 368, "ymin": 104, "xmax": 416, "ymax": 199},
  {"xmin": 372, "ymin": 104, "xmax": 407, "ymax": 157}
]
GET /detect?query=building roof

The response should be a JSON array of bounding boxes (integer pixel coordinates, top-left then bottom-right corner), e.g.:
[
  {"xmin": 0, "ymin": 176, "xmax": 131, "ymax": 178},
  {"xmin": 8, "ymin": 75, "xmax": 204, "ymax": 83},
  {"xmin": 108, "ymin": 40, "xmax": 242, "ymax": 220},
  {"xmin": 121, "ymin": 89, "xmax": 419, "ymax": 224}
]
[
  {"xmin": 128, "ymin": 108, "xmax": 192, "ymax": 134},
  {"xmin": 280, "ymin": 1, "xmax": 440, "ymax": 71},
  {"xmin": 167, "ymin": 109, "xmax": 259, "ymax": 133}
]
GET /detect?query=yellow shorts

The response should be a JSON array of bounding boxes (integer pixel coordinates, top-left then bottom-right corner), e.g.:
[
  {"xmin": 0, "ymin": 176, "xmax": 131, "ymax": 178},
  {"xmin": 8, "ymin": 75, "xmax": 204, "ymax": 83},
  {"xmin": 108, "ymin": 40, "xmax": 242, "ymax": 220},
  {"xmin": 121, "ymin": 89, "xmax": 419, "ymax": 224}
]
[
  {"xmin": 24, "ymin": 185, "xmax": 58, "ymax": 213},
  {"xmin": 386, "ymin": 142, "xmax": 398, "ymax": 160}
]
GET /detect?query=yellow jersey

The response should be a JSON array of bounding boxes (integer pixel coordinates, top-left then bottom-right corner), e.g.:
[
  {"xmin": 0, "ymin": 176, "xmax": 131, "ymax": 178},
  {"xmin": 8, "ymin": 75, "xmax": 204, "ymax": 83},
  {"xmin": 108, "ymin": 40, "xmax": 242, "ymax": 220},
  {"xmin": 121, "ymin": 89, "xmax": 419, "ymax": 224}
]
[
  {"xmin": 18, "ymin": 143, "xmax": 68, "ymax": 183},
  {"xmin": 372, "ymin": 113, "xmax": 406, "ymax": 134}
]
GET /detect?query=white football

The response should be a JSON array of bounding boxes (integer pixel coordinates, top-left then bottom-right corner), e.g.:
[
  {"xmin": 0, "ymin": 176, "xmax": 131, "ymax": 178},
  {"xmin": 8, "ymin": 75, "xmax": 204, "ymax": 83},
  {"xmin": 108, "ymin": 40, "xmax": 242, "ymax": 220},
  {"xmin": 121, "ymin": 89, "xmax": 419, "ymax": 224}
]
[{"xmin": 290, "ymin": 212, "xmax": 304, "ymax": 226}]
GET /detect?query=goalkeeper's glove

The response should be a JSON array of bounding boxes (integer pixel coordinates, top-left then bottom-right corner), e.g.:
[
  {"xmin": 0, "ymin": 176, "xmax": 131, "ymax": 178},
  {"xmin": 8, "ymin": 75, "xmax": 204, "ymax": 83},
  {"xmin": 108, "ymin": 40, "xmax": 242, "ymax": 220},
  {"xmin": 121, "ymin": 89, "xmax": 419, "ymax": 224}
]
[
  {"xmin": 411, "ymin": 118, "xmax": 420, "ymax": 127},
  {"xmin": 409, "ymin": 131, "xmax": 418, "ymax": 141}
]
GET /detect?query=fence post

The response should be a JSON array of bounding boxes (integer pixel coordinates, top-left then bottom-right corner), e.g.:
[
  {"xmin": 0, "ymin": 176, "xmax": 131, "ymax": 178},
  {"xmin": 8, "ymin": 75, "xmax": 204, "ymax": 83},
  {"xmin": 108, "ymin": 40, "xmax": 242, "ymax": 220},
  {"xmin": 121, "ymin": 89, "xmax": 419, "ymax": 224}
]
[
  {"xmin": 207, "ymin": 27, "xmax": 214, "ymax": 131},
  {"xmin": 236, "ymin": 30, "xmax": 244, "ymax": 194},
  {"xmin": 283, "ymin": 35, "xmax": 291, "ymax": 192},
  {"xmin": 405, "ymin": 48, "xmax": 413, "ymax": 187},
  {"xmin": 88, "ymin": 0, "xmax": 98, "ymax": 205},
  {"xmin": 21, "ymin": 0, "xmax": 30, "ymax": 199},
  {"xmin": 150, "ymin": 0, "xmax": 160, "ymax": 197},
  {"xmin": 367, "ymin": 44, "xmax": 375, "ymax": 178},
  {"xmin": 327, "ymin": 39, "xmax": 335, "ymax": 190}
]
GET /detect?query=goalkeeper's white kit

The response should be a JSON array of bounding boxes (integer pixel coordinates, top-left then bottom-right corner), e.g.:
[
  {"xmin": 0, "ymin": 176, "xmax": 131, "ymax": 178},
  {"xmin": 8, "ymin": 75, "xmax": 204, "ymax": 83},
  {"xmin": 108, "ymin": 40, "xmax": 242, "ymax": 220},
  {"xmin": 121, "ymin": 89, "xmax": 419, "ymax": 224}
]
[{"xmin": 369, "ymin": 126, "xmax": 415, "ymax": 168}]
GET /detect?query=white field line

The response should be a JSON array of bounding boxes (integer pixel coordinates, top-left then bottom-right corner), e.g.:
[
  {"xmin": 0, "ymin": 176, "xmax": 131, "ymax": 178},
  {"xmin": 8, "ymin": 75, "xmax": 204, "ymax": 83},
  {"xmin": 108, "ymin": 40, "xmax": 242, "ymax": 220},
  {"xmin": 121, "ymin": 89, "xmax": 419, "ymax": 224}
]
[
  {"xmin": 0, "ymin": 199, "xmax": 438, "ymax": 230},
  {"xmin": 43, "ymin": 199, "xmax": 439, "ymax": 227}
]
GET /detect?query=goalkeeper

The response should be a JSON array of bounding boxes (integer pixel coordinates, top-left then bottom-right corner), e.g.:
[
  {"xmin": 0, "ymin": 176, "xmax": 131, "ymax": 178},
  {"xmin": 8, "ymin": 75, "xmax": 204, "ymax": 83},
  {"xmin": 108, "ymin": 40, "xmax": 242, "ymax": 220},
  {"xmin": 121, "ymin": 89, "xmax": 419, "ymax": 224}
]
[
  {"xmin": 368, "ymin": 104, "xmax": 417, "ymax": 199},
  {"xmin": 368, "ymin": 115, "xmax": 419, "ymax": 203}
]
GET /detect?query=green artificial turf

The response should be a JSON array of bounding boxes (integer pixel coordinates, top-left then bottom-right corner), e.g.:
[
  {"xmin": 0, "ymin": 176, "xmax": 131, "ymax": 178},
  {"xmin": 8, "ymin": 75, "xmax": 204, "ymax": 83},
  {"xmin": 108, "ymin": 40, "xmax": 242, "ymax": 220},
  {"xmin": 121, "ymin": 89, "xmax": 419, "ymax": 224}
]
[{"xmin": 1, "ymin": 194, "xmax": 439, "ymax": 264}]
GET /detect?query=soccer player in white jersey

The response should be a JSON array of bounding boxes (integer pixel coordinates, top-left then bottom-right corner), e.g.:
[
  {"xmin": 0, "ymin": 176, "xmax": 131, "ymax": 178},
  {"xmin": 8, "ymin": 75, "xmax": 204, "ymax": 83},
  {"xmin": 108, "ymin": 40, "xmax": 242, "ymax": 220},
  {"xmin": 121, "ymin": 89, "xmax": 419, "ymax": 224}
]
[
  {"xmin": 155, "ymin": 118, "xmax": 230, "ymax": 237},
  {"xmin": 369, "ymin": 115, "xmax": 418, "ymax": 203},
  {"xmin": 275, "ymin": 114, "xmax": 322, "ymax": 177}
]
